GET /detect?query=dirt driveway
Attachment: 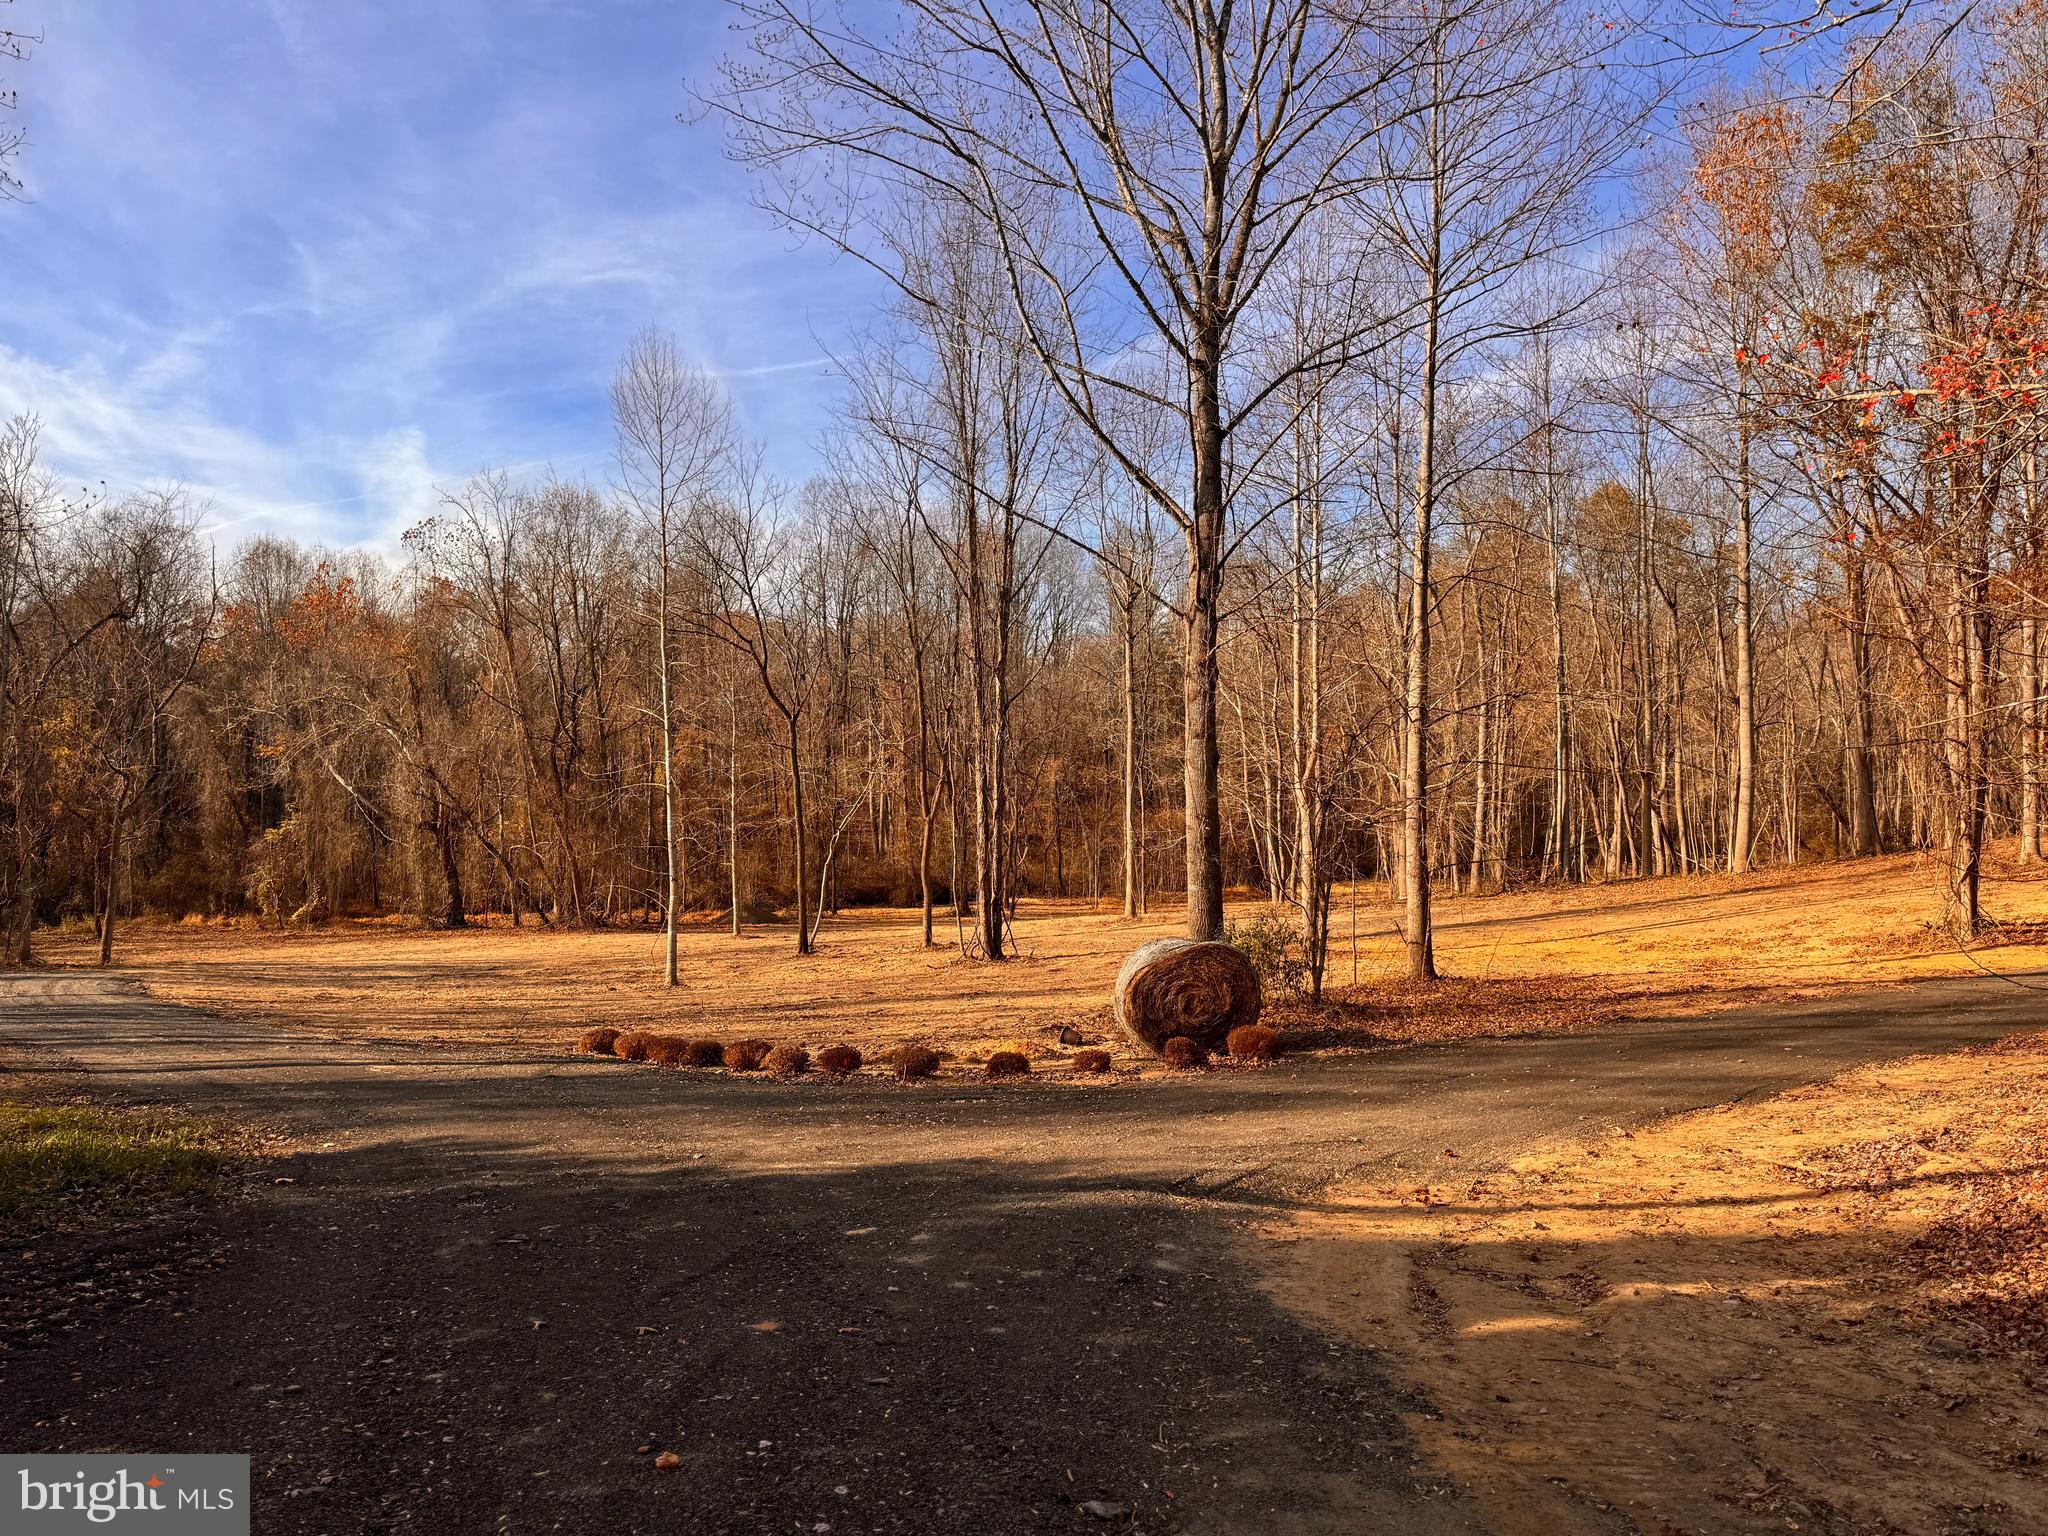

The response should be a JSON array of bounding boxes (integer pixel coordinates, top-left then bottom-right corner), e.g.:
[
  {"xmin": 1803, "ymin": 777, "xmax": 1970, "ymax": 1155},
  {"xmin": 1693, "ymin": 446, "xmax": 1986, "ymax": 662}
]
[{"xmin": 2, "ymin": 971, "xmax": 2040, "ymax": 1534}]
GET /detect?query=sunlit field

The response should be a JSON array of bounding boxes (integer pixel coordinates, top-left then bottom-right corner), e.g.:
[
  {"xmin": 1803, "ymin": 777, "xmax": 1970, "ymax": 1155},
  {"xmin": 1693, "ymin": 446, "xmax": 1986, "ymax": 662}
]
[{"xmin": 46, "ymin": 849, "xmax": 2048, "ymax": 1062}]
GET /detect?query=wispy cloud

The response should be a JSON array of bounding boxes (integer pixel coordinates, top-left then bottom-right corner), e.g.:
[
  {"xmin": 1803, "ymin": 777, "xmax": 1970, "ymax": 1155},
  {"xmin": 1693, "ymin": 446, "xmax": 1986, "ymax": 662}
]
[{"xmin": 1, "ymin": 0, "xmax": 879, "ymax": 554}]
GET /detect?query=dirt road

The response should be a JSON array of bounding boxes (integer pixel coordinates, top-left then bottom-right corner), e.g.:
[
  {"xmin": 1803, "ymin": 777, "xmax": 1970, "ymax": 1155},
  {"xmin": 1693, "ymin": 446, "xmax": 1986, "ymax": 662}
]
[{"xmin": 2, "ymin": 971, "xmax": 2041, "ymax": 1534}]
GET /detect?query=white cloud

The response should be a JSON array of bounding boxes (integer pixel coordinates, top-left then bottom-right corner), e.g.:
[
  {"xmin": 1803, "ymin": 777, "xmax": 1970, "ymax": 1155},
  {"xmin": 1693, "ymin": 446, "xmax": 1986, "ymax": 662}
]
[{"xmin": 0, "ymin": 342, "xmax": 467, "ymax": 556}]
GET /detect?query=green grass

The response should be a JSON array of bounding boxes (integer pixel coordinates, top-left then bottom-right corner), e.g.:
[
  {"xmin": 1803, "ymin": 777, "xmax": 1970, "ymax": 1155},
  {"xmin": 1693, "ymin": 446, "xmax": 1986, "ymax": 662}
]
[{"xmin": 0, "ymin": 1095, "xmax": 240, "ymax": 1230}]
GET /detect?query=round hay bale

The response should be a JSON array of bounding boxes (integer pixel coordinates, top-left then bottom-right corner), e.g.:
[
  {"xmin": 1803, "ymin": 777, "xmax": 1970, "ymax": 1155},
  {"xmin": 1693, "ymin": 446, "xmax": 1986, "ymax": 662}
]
[{"xmin": 1112, "ymin": 938, "xmax": 1260, "ymax": 1055}]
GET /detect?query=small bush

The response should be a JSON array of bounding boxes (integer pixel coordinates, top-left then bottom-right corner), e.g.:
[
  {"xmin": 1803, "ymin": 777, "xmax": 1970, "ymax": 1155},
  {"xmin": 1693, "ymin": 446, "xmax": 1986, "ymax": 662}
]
[
  {"xmin": 890, "ymin": 1044, "xmax": 940, "ymax": 1081},
  {"xmin": 764, "ymin": 1044, "xmax": 810, "ymax": 1077},
  {"xmin": 723, "ymin": 1039, "xmax": 771, "ymax": 1072},
  {"xmin": 682, "ymin": 1038, "xmax": 726, "ymax": 1068},
  {"xmin": 615, "ymin": 1031, "xmax": 652, "ymax": 1062},
  {"xmin": 579, "ymin": 1027, "xmax": 621, "ymax": 1056},
  {"xmin": 1161, "ymin": 1036, "xmax": 1209, "ymax": 1070},
  {"xmin": 985, "ymin": 1050, "xmax": 1031, "ymax": 1079},
  {"xmin": 1071, "ymin": 1049, "xmax": 1113, "ymax": 1075},
  {"xmin": 816, "ymin": 1044, "xmax": 863, "ymax": 1077},
  {"xmin": 1226, "ymin": 1024, "xmax": 1281, "ymax": 1062},
  {"xmin": 1225, "ymin": 912, "xmax": 1308, "ymax": 997},
  {"xmin": 644, "ymin": 1034, "xmax": 690, "ymax": 1067}
]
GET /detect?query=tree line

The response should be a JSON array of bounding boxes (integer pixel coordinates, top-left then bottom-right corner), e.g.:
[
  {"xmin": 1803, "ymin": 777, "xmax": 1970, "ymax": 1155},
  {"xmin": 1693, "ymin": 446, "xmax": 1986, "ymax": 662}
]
[{"xmin": 3, "ymin": 1, "xmax": 2043, "ymax": 987}]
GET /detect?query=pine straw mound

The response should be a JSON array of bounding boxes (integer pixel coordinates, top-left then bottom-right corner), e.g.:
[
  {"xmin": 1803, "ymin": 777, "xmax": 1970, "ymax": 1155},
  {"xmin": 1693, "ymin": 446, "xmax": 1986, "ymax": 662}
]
[
  {"xmin": 1225, "ymin": 1024, "xmax": 1281, "ymax": 1060},
  {"xmin": 643, "ymin": 1034, "xmax": 691, "ymax": 1067},
  {"xmin": 815, "ymin": 1044, "xmax": 862, "ymax": 1077},
  {"xmin": 889, "ymin": 1044, "xmax": 940, "ymax": 1081}
]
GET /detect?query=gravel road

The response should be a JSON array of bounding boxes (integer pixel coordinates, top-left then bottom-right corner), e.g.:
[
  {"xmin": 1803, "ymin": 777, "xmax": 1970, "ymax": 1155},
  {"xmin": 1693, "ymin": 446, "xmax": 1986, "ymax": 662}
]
[{"xmin": 2, "ymin": 970, "xmax": 2038, "ymax": 1534}]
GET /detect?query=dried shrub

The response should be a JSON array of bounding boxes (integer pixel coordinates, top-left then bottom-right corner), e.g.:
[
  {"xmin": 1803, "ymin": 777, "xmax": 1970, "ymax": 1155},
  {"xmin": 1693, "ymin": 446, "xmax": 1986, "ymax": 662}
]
[
  {"xmin": 890, "ymin": 1044, "xmax": 940, "ymax": 1081},
  {"xmin": 723, "ymin": 1039, "xmax": 771, "ymax": 1072},
  {"xmin": 1161, "ymin": 1036, "xmax": 1209, "ymax": 1070},
  {"xmin": 682, "ymin": 1039, "xmax": 726, "ymax": 1068},
  {"xmin": 764, "ymin": 1044, "xmax": 810, "ymax": 1077},
  {"xmin": 579, "ymin": 1027, "xmax": 622, "ymax": 1056},
  {"xmin": 1071, "ymin": 1049, "xmax": 1113, "ymax": 1075},
  {"xmin": 1224, "ymin": 913, "xmax": 1308, "ymax": 997},
  {"xmin": 644, "ymin": 1034, "xmax": 690, "ymax": 1067},
  {"xmin": 1226, "ymin": 1024, "xmax": 1281, "ymax": 1062},
  {"xmin": 615, "ymin": 1031, "xmax": 652, "ymax": 1062},
  {"xmin": 815, "ymin": 1044, "xmax": 863, "ymax": 1077},
  {"xmin": 985, "ymin": 1050, "xmax": 1031, "ymax": 1079}
]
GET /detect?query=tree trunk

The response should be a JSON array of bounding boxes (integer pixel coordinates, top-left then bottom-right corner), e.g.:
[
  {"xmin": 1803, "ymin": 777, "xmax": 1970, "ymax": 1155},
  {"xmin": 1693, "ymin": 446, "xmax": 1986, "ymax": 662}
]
[
  {"xmin": 437, "ymin": 804, "xmax": 467, "ymax": 929},
  {"xmin": 788, "ymin": 719, "xmax": 812, "ymax": 956},
  {"xmin": 1122, "ymin": 615, "xmax": 1141, "ymax": 921},
  {"xmin": 1730, "ymin": 413, "xmax": 1757, "ymax": 875},
  {"xmin": 1182, "ymin": 357, "xmax": 1227, "ymax": 943},
  {"xmin": 1402, "ymin": 269, "xmax": 1441, "ymax": 982},
  {"xmin": 1845, "ymin": 497, "xmax": 1880, "ymax": 858},
  {"xmin": 98, "ymin": 795, "xmax": 125, "ymax": 966}
]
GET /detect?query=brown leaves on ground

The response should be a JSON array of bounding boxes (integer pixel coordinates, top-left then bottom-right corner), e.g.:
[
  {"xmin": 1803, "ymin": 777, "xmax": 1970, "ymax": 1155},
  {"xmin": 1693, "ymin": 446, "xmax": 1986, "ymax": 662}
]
[
  {"xmin": 1904, "ymin": 1034, "xmax": 2048, "ymax": 1361},
  {"xmin": 1261, "ymin": 1032, "xmax": 2048, "ymax": 1536},
  {"xmin": 1268, "ymin": 975, "xmax": 1648, "ymax": 1050}
]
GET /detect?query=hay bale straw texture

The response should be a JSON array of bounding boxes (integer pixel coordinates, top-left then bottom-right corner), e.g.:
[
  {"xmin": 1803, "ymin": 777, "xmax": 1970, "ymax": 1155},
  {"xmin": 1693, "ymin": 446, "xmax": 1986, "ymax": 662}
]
[{"xmin": 1112, "ymin": 938, "xmax": 1261, "ymax": 1054}]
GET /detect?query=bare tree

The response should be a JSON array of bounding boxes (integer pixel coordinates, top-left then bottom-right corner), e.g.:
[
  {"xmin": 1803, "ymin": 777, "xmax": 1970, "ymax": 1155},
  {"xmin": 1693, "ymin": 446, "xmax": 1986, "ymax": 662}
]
[
  {"xmin": 714, "ymin": 0, "xmax": 1421, "ymax": 941},
  {"xmin": 612, "ymin": 328, "xmax": 735, "ymax": 983},
  {"xmin": 0, "ymin": 3, "xmax": 36, "ymax": 203}
]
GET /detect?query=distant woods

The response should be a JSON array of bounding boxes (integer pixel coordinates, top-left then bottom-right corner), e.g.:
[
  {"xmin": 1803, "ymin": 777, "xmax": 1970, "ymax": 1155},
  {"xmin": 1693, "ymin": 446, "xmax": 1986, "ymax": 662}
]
[{"xmin": 5, "ymin": 3, "xmax": 2048, "ymax": 977}]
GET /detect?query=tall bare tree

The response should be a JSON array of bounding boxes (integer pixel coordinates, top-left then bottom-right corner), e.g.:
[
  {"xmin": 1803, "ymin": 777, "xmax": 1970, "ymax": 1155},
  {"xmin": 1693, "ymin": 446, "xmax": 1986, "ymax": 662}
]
[{"xmin": 612, "ymin": 328, "xmax": 735, "ymax": 983}]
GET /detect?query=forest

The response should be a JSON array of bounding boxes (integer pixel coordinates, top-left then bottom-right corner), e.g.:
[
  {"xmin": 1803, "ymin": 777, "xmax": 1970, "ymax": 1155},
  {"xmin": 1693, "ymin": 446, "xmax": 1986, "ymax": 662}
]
[
  {"xmin": 12, "ymin": 6, "xmax": 2048, "ymax": 1533},
  {"xmin": 3, "ymin": 3, "xmax": 2043, "ymax": 994}
]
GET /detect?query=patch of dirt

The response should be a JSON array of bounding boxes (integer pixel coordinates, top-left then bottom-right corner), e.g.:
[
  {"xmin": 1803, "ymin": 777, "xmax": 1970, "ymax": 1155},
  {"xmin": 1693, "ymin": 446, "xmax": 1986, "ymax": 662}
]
[{"xmin": 1258, "ymin": 1035, "xmax": 2048, "ymax": 1535}]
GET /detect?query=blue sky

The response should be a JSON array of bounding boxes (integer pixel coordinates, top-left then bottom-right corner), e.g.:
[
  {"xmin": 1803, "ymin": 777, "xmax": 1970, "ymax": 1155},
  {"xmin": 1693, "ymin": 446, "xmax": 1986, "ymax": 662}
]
[{"xmin": 0, "ymin": 0, "xmax": 878, "ymax": 550}]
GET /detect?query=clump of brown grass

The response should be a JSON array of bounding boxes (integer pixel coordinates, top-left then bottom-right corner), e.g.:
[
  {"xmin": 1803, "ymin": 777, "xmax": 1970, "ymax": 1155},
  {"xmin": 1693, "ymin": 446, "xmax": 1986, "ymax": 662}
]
[
  {"xmin": 724, "ymin": 1039, "xmax": 771, "ymax": 1072},
  {"xmin": 682, "ymin": 1038, "xmax": 726, "ymax": 1068},
  {"xmin": 764, "ymin": 1044, "xmax": 810, "ymax": 1077},
  {"xmin": 890, "ymin": 1044, "xmax": 940, "ymax": 1081},
  {"xmin": 816, "ymin": 1043, "xmax": 862, "ymax": 1077},
  {"xmin": 1226, "ymin": 1024, "xmax": 1281, "ymax": 1061},
  {"xmin": 578, "ymin": 1027, "xmax": 621, "ymax": 1056},
  {"xmin": 1071, "ymin": 1048, "xmax": 1112, "ymax": 1075},
  {"xmin": 644, "ymin": 1034, "xmax": 690, "ymax": 1067},
  {"xmin": 985, "ymin": 1050, "xmax": 1031, "ymax": 1079},
  {"xmin": 615, "ymin": 1031, "xmax": 652, "ymax": 1062},
  {"xmin": 1162, "ymin": 1036, "xmax": 1209, "ymax": 1070}
]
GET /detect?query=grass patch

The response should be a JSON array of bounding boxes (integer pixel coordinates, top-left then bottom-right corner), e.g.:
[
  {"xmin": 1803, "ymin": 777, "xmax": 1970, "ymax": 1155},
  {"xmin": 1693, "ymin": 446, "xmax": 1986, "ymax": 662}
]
[{"xmin": 0, "ymin": 1095, "xmax": 239, "ymax": 1231}]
